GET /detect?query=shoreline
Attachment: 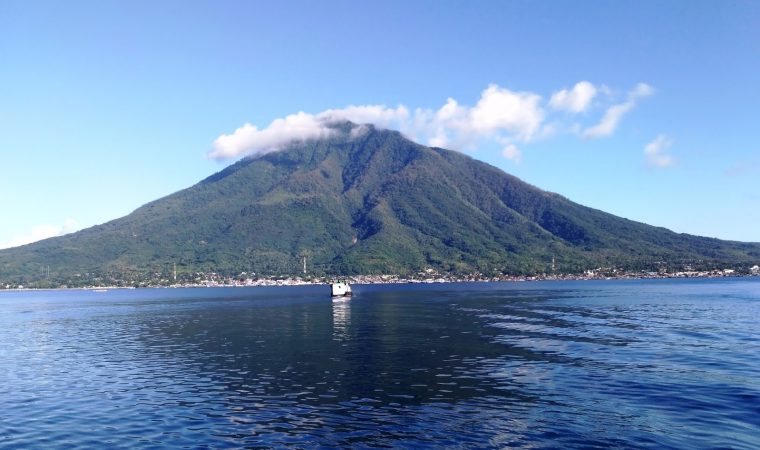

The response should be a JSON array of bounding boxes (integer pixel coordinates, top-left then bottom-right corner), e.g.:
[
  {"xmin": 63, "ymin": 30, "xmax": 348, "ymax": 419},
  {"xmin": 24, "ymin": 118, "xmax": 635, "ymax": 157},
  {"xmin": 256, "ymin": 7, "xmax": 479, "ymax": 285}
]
[{"xmin": 2, "ymin": 272, "xmax": 758, "ymax": 292}]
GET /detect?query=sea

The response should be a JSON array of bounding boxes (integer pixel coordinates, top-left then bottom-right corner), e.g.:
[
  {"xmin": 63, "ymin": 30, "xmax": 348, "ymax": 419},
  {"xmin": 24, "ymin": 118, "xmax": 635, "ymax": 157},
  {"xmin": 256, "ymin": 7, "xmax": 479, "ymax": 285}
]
[{"xmin": 1, "ymin": 278, "xmax": 758, "ymax": 449}]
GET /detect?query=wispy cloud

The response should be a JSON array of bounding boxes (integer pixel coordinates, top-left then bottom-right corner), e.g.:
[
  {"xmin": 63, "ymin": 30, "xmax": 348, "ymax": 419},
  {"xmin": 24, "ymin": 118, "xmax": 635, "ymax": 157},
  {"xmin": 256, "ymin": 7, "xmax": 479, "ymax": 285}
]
[
  {"xmin": 583, "ymin": 83, "xmax": 653, "ymax": 139},
  {"xmin": 644, "ymin": 135, "xmax": 676, "ymax": 168},
  {"xmin": 0, "ymin": 219, "xmax": 79, "ymax": 250},
  {"xmin": 549, "ymin": 81, "xmax": 597, "ymax": 113},
  {"xmin": 501, "ymin": 143, "xmax": 523, "ymax": 163},
  {"xmin": 210, "ymin": 81, "xmax": 653, "ymax": 162}
]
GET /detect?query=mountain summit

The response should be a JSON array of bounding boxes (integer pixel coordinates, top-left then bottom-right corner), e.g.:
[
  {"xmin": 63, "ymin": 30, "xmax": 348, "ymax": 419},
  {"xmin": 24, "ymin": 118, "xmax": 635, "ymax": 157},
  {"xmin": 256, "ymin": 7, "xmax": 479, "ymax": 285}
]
[{"xmin": 2, "ymin": 122, "xmax": 758, "ymax": 284}]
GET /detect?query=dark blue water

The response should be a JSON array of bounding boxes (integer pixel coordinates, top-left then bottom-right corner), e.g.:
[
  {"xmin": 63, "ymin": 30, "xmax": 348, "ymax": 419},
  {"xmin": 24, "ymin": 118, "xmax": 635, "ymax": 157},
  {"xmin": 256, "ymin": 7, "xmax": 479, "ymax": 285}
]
[{"xmin": 1, "ymin": 278, "xmax": 759, "ymax": 449}]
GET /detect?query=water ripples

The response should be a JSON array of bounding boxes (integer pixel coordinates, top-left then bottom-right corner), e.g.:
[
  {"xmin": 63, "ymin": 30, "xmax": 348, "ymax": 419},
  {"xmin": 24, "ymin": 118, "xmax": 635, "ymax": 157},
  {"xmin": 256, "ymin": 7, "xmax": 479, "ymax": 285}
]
[{"xmin": 1, "ymin": 279, "xmax": 759, "ymax": 448}]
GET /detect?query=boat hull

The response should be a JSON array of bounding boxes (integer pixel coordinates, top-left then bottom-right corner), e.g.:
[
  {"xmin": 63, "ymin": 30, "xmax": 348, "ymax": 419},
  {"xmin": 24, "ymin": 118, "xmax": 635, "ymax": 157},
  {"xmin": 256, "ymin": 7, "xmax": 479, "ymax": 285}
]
[
  {"xmin": 330, "ymin": 282, "xmax": 352, "ymax": 297},
  {"xmin": 331, "ymin": 292, "xmax": 352, "ymax": 298}
]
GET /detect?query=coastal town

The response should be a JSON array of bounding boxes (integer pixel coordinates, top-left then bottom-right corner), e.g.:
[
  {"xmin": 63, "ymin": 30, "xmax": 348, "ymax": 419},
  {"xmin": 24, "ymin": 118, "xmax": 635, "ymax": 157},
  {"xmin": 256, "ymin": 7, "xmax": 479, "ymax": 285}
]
[{"xmin": 3, "ymin": 265, "xmax": 759, "ymax": 290}]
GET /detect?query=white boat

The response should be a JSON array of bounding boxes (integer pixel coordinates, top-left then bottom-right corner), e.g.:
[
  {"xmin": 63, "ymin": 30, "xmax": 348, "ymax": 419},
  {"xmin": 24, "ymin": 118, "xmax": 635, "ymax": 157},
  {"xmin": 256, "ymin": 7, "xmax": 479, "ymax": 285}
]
[{"xmin": 331, "ymin": 281, "xmax": 352, "ymax": 298}]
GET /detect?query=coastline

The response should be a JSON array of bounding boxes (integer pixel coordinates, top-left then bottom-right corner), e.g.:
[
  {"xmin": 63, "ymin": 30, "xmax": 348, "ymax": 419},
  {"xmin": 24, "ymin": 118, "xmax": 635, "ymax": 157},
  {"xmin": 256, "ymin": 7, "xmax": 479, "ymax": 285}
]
[{"xmin": 2, "ymin": 270, "xmax": 758, "ymax": 292}]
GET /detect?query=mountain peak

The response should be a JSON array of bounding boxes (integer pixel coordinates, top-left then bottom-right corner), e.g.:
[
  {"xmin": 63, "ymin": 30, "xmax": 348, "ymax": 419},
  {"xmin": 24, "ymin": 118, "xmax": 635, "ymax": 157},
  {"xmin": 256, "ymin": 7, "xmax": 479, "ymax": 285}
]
[{"xmin": 2, "ymin": 128, "xmax": 758, "ymax": 285}]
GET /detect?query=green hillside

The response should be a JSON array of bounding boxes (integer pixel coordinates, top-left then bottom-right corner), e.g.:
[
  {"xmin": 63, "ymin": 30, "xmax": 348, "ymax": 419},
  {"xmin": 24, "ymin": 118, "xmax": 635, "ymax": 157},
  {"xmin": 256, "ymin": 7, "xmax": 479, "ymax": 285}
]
[{"xmin": 2, "ymin": 122, "xmax": 759, "ymax": 286}]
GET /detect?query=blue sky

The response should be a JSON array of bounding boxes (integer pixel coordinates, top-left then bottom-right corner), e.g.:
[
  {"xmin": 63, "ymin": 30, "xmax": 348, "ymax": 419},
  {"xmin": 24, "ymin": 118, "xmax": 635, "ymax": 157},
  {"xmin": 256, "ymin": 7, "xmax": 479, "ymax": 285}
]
[{"xmin": 1, "ymin": 0, "xmax": 759, "ymax": 248}]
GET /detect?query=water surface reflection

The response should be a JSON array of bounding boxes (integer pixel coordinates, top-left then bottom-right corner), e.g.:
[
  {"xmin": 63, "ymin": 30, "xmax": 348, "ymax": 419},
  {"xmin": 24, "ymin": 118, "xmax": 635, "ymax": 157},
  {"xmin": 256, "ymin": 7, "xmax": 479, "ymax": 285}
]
[
  {"xmin": 332, "ymin": 298, "xmax": 351, "ymax": 340},
  {"xmin": 0, "ymin": 279, "xmax": 758, "ymax": 448}
]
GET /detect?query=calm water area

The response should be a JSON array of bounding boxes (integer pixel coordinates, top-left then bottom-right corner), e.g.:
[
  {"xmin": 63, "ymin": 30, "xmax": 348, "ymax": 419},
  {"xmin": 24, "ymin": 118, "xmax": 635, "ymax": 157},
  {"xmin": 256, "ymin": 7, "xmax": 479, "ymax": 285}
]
[{"xmin": 1, "ymin": 278, "xmax": 759, "ymax": 449}]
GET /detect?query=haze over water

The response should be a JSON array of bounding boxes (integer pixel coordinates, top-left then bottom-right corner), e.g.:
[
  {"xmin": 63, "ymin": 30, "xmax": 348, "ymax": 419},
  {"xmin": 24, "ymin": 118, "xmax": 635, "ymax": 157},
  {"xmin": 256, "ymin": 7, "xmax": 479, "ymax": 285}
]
[{"xmin": 1, "ymin": 279, "xmax": 758, "ymax": 448}]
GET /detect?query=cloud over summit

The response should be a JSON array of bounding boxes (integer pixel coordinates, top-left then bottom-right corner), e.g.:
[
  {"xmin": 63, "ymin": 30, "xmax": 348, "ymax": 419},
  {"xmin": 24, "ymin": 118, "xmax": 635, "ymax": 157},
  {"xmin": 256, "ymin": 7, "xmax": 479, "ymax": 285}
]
[
  {"xmin": 209, "ymin": 82, "xmax": 653, "ymax": 162},
  {"xmin": 209, "ymin": 112, "xmax": 333, "ymax": 160}
]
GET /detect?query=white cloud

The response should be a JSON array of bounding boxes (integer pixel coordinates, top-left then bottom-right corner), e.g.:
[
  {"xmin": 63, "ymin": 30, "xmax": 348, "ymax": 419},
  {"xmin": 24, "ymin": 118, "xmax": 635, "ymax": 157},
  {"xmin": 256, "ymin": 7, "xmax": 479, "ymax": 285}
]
[
  {"xmin": 501, "ymin": 144, "xmax": 523, "ymax": 163},
  {"xmin": 208, "ymin": 85, "xmax": 546, "ymax": 161},
  {"xmin": 467, "ymin": 85, "xmax": 544, "ymax": 140},
  {"xmin": 210, "ymin": 81, "xmax": 654, "ymax": 163},
  {"xmin": 644, "ymin": 135, "xmax": 676, "ymax": 167},
  {"xmin": 0, "ymin": 219, "xmax": 79, "ymax": 250},
  {"xmin": 631, "ymin": 82, "xmax": 655, "ymax": 98},
  {"xmin": 349, "ymin": 123, "xmax": 371, "ymax": 139},
  {"xmin": 582, "ymin": 101, "xmax": 635, "ymax": 139},
  {"xmin": 583, "ymin": 83, "xmax": 653, "ymax": 139},
  {"xmin": 208, "ymin": 112, "xmax": 335, "ymax": 160},
  {"xmin": 208, "ymin": 106, "xmax": 412, "ymax": 161},
  {"xmin": 413, "ymin": 86, "xmax": 545, "ymax": 151},
  {"xmin": 550, "ymin": 81, "xmax": 597, "ymax": 113},
  {"xmin": 425, "ymin": 98, "xmax": 467, "ymax": 148},
  {"xmin": 318, "ymin": 104, "xmax": 410, "ymax": 128}
]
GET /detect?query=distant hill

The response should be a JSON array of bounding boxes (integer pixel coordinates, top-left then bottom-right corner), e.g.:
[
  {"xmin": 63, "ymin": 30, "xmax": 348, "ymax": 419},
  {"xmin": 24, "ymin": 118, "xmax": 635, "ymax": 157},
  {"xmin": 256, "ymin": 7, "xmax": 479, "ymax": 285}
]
[{"xmin": 2, "ymin": 122, "xmax": 758, "ymax": 286}]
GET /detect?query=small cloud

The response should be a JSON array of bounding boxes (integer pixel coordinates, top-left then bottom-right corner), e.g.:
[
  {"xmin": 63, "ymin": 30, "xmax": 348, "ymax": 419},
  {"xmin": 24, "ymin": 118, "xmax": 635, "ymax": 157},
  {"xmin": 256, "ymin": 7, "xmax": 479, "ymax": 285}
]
[
  {"xmin": 631, "ymin": 82, "xmax": 655, "ymax": 98},
  {"xmin": 534, "ymin": 122, "xmax": 560, "ymax": 141},
  {"xmin": 583, "ymin": 102, "xmax": 635, "ymax": 139},
  {"xmin": 318, "ymin": 104, "xmax": 410, "ymax": 129},
  {"xmin": 416, "ymin": 86, "xmax": 544, "ymax": 150},
  {"xmin": 0, "ymin": 219, "xmax": 79, "ymax": 250},
  {"xmin": 644, "ymin": 135, "xmax": 676, "ymax": 168},
  {"xmin": 501, "ymin": 144, "xmax": 522, "ymax": 163},
  {"xmin": 583, "ymin": 83, "xmax": 653, "ymax": 139},
  {"xmin": 597, "ymin": 84, "xmax": 613, "ymax": 97},
  {"xmin": 549, "ymin": 81, "xmax": 597, "ymax": 113},
  {"xmin": 467, "ymin": 85, "xmax": 544, "ymax": 141}
]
